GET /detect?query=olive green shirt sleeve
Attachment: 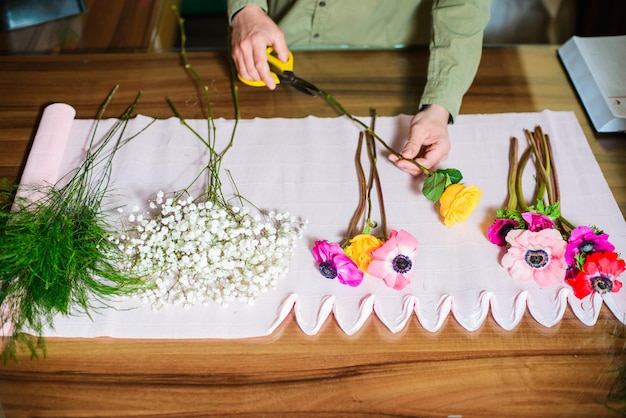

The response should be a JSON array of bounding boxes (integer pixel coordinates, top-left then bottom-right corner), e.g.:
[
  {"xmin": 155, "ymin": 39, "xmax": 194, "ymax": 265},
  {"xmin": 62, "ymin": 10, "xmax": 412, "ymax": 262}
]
[
  {"xmin": 227, "ymin": 0, "xmax": 268, "ymax": 21},
  {"xmin": 226, "ymin": 0, "xmax": 492, "ymax": 122},
  {"xmin": 419, "ymin": 0, "xmax": 491, "ymax": 122}
]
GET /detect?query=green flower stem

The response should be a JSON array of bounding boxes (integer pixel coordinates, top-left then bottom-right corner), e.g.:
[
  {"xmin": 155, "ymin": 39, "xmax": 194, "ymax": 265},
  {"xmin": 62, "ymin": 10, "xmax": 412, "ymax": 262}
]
[
  {"xmin": 515, "ymin": 146, "xmax": 532, "ymax": 212},
  {"xmin": 169, "ymin": 5, "xmax": 242, "ymax": 209},
  {"xmin": 558, "ymin": 215, "xmax": 576, "ymax": 231},
  {"xmin": 525, "ymin": 127, "xmax": 552, "ymax": 205},
  {"xmin": 226, "ymin": 55, "xmax": 241, "ymax": 156},
  {"xmin": 172, "ymin": 5, "xmax": 221, "ymax": 202},
  {"xmin": 320, "ymin": 90, "xmax": 432, "ymax": 176},
  {"xmin": 536, "ymin": 127, "xmax": 553, "ymax": 196},
  {"xmin": 512, "ymin": 126, "xmax": 575, "ymax": 234},
  {"xmin": 536, "ymin": 127, "xmax": 553, "ymax": 204},
  {"xmin": 525, "ymin": 129, "xmax": 546, "ymax": 203}
]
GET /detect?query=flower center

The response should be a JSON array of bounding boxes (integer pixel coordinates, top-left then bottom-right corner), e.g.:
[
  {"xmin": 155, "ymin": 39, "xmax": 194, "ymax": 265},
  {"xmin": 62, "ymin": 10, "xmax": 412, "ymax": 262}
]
[
  {"xmin": 579, "ymin": 241, "xmax": 595, "ymax": 254},
  {"xmin": 392, "ymin": 254, "xmax": 412, "ymax": 274},
  {"xmin": 524, "ymin": 249, "xmax": 549, "ymax": 269},
  {"xmin": 591, "ymin": 276, "xmax": 613, "ymax": 294},
  {"xmin": 499, "ymin": 224, "xmax": 515, "ymax": 238},
  {"xmin": 318, "ymin": 261, "xmax": 338, "ymax": 279}
]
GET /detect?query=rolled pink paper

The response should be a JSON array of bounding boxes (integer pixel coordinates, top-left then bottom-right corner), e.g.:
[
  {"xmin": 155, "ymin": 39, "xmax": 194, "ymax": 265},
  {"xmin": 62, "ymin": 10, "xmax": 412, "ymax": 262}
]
[{"xmin": 16, "ymin": 103, "xmax": 76, "ymax": 203}]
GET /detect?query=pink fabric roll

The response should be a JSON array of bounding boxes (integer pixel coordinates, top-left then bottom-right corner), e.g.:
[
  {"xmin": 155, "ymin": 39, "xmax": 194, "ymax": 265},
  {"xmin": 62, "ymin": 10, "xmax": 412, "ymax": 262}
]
[{"xmin": 16, "ymin": 103, "xmax": 76, "ymax": 203}]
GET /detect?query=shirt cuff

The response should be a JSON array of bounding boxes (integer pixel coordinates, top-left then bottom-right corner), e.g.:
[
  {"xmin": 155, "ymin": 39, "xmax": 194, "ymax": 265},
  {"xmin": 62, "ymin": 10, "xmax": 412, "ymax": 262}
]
[
  {"xmin": 227, "ymin": 0, "xmax": 268, "ymax": 23},
  {"xmin": 419, "ymin": 81, "xmax": 464, "ymax": 124}
]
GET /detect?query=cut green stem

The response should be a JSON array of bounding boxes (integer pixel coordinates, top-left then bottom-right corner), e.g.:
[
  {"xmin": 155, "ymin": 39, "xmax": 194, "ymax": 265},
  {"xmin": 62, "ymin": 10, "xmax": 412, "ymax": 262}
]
[{"xmin": 320, "ymin": 90, "xmax": 432, "ymax": 176}]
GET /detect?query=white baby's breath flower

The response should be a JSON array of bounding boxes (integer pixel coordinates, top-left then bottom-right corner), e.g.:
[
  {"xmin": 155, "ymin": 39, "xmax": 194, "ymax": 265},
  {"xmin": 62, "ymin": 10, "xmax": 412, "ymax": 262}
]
[{"xmin": 116, "ymin": 192, "xmax": 306, "ymax": 309}]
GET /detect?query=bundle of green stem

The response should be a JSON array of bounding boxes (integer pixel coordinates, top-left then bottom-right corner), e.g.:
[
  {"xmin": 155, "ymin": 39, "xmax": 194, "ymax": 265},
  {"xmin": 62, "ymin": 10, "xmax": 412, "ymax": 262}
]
[
  {"xmin": 0, "ymin": 86, "xmax": 150, "ymax": 362},
  {"xmin": 166, "ymin": 5, "xmax": 239, "ymax": 207},
  {"xmin": 505, "ymin": 126, "xmax": 573, "ymax": 231}
]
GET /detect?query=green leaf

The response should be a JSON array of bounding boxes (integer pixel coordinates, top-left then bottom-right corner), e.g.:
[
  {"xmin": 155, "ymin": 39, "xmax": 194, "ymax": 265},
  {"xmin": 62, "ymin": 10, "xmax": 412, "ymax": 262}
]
[
  {"xmin": 529, "ymin": 200, "xmax": 561, "ymax": 219},
  {"xmin": 590, "ymin": 225, "xmax": 605, "ymax": 235},
  {"xmin": 436, "ymin": 168, "xmax": 463, "ymax": 184},
  {"xmin": 530, "ymin": 199, "xmax": 545, "ymax": 213},
  {"xmin": 574, "ymin": 252, "xmax": 586, "ymax": 271},
  {"xmin": 544, "ymin": 202, "xmax": 561, "ymax": 219},
  {"xmin": 423, "ymin": 172, "xmax": 448, "ymax": 202}
]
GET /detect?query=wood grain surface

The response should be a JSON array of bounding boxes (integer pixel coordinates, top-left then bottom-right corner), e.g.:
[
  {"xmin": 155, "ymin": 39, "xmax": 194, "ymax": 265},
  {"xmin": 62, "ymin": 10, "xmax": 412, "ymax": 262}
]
[{"xmin": 0, "ymin": 46, "xmax": 625, "ymax": 417}]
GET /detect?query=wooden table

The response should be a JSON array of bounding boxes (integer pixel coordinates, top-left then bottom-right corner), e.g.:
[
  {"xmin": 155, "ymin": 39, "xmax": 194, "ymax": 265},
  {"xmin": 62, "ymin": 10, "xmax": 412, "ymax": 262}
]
[{"xmin": 0, "ymin": 46, "xmax": 625, "ymax": 417}]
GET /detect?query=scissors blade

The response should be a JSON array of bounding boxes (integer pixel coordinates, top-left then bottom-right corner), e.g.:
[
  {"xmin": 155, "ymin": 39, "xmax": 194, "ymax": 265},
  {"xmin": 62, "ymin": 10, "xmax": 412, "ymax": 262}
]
[{"xmin": 277, "ymin": 71, "xmax": 321, "ymax": 96}]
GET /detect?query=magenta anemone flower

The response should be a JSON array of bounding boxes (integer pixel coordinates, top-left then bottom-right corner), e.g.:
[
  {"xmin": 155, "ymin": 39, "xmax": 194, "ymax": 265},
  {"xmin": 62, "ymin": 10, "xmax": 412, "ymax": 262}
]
[
  {"xmin": 367, "ymin": 230, "xmax": 419, "ymax": 290},
  {"xmin": 521, "ymin": 212, "xmax": 554, "ymax": 232},
  {"xmin": 312, "ymin": 240, "xmax": 363, "ymax": 287},
  {"xmin": 565, "ymin": 225, "xmax": 615, "ymax": 266},
  {"xmin": 487, "ymin": 218, "xmax": 519, "ymax": 246},
  {"xmin": 501, "ymin": 228, "xmax": 567, "ymax": 287},
  {"xmin": 566, "ymin": 251, "xmax": 624, "ymax": 299}
]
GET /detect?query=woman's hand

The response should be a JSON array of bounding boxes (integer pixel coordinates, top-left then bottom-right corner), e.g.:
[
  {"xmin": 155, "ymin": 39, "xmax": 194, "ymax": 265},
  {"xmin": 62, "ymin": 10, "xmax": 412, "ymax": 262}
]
[
  {"xmin": 230, "ymin": 5, "xmax": 289, "ymax": 90},
  {"xmin": 389, "ymin": 104, "xmax": 451, "ymax": 176}
]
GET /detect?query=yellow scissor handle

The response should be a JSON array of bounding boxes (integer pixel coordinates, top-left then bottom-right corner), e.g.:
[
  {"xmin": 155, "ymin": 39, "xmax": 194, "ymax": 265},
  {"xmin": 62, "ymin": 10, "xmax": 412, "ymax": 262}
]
[{"xmin": 238, "ymin": 47, "xmax": 294, "ymax": 87}]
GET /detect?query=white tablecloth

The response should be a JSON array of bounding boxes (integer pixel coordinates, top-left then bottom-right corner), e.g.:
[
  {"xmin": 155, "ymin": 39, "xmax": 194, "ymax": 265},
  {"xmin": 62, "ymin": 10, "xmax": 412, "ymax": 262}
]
[{"xmin": 17, "ymin": 105, "xmax": 626, "ymax": 338}]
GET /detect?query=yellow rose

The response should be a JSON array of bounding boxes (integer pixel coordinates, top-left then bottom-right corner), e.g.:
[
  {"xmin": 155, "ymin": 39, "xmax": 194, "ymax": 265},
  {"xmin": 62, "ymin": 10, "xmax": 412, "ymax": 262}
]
[
  {"xmin": 344, "ymin": 233, "xmax": 383, "ymax": 271},
  {"xmin": 439, "ymin": 184, "xmax": 482, "ymax": 227}
]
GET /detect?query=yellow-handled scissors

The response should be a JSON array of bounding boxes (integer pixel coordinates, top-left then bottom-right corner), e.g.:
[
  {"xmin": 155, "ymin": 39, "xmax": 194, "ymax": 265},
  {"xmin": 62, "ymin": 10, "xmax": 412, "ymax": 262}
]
[{"xmin": 238, "ymin": 47, "xmax": 320, "ymax": 96}]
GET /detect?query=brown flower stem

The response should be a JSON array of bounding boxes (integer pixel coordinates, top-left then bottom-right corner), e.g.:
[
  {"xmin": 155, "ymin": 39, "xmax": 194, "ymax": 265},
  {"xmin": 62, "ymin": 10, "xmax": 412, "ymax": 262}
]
[
  {"xmin": 541, "ymin": 131, "xmax": 571, "ymax": 232},
  {"xmin": 526, "ymin": 127, "xmax": 554, "ymax": 205},
  {"xmin": 365, "ymin": 119, "xmax": 376, "ymax": 231},
  {"xmin": 320, "ymin": 90, "xmax": 432, "ymax": 176},
  {"xmin": 545, "ymin": 133, "xmax": 560, "ymax": 204},
  {"xmin": 367, "ymin": 110, "xmax": 387, "ymax": 238},
  {"xmin": 344, "ymin": 132, "xmax": 367, "ymax": 246},
  {"xmin": 507, "ymin": 136, "xmax": 519, "ymax": 212}
]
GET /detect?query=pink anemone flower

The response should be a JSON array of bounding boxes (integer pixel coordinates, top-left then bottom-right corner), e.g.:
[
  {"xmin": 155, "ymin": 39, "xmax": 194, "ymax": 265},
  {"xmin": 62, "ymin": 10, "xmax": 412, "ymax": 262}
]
[
  {"xmin": 501, "ymin": 228, "xmax": 567, "ymax": 287},
  {"xmin": 565, "ymin": 225, "xmax": 615, "ymax": 266},
  {"xmin": 312, "ymin": 240, "xmax": 363, "ymax": 287},
  {"xmin": 487, "ymin": 218, "xmax": 519, "ymax": 246},
  {"xmin": 521, "ymin": 212, "xmax": 554, "ymax": 232},
  {"xmin": 367, "ymin": 230, "xmax": 419, "ymax": 290}
]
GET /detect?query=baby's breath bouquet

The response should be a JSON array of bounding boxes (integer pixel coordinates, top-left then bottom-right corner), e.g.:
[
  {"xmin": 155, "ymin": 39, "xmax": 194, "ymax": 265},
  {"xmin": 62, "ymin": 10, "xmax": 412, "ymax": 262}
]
[
  {"xmin": 113, "ymin": 10, "xmax": 306, "ymax": 309},
  {"xmin": 0, "ymin": 87, "xmax": 151, "ymax": 362}
]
